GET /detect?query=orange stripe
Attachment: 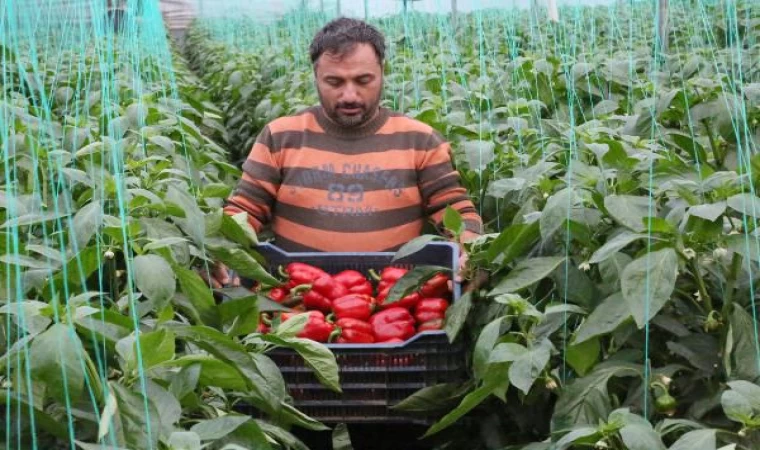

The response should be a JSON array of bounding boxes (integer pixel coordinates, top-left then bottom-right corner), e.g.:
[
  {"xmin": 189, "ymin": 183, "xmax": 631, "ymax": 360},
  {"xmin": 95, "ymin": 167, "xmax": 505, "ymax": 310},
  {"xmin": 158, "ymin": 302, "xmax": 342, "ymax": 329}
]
[
  {"xmin": 377, "ymin": 115, "xmax": 435, "ymax": 135},
  {"xmin": 279, "ymin": 147, "xmax": 419, "ymax": 169},
  {"xmin": 277, "ymin": 186, "xmax": 422, "ymax": 210},
  {"xmin": 273, "ymin": 218, "xmax": 424, "ymax": 252},
  {"xmin": 268, "ymin": 112, "xmax": 323, "ymax": 134}
]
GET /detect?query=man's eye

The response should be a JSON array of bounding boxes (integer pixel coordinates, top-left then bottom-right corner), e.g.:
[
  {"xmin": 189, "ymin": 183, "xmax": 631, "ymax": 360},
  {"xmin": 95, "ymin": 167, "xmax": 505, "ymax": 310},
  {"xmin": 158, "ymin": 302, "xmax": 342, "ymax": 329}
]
[
  {"xmin": 357, "ymin": 77, "xmax": 372, "ymax": 84},
  {"xmin": 326, "ymin": 79, "xmax": 341, "ymax": 86}
]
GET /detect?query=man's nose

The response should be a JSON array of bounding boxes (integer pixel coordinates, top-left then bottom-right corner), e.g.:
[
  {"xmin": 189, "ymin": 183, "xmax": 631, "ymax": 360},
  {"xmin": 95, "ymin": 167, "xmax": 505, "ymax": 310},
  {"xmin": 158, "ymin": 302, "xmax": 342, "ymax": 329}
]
[{"xmin": 340, "ymin": 84, "xmax": 359, "ymax": 102}]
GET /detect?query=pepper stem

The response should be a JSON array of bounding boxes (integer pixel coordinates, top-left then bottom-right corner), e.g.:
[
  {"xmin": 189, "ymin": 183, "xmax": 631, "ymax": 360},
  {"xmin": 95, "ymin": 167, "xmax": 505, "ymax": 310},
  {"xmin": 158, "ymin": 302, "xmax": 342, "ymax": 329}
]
[
  {"xmin": 290, "ymin": 284, "xmax": 312, "ymax": 295},
  {"xmin": 277, "ymin": 265, "xmax": 289, "ymax": 279},
  {"xmin": 368, "ymin": 268, "xmax": 382, "ymax": 281},
  {"xmin": 328, "ymin": 327, "xmax": 342, "ymax": 343}
]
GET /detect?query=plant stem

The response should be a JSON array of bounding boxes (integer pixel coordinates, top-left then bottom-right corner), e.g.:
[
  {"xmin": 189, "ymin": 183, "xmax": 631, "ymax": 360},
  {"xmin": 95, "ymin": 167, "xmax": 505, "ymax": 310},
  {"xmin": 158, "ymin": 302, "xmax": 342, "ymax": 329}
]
[
  {"xmin": 702, "ymin": 119, "xmax": 722, "ymax": 169},
  {"xmin": 689, "ymin": 258, "xmax": 714, "ymax": 313},
  {"xmin": 723, "ymin": 253, "xmax": 743, "ymax": 316}
]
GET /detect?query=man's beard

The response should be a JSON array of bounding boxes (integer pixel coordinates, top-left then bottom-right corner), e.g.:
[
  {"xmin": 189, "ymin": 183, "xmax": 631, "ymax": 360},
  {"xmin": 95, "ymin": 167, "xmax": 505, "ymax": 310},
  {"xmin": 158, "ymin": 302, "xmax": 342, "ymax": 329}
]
[{"xmin": 318, "ymin": 88, "xmax": 382, "ymax": 128}]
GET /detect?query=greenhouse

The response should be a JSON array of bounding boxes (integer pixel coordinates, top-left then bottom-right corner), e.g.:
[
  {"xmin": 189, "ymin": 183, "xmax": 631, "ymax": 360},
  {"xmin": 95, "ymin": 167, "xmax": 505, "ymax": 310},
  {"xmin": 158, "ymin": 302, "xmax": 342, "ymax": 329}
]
[{"xmin": 1, "ymin": 0, "xmax": 759, "ymax": 448}]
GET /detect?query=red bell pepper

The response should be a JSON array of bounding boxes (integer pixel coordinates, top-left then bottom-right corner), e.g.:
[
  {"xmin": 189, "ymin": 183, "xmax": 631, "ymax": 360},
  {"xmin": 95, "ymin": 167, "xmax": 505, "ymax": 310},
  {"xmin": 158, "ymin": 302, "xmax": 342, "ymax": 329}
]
[
  {"xmin": 292, "ymin": 274, "xmax": 351, "ymax": 313},
  {"xmin": 268, "ymin": 287, "xmax": 289, "ymax": 303},
  {"xmin": 281, "ymin": 262, "xmax": 329, "ymax": 290},
  {"xmin": 418, "ymin": 318, "xmax": 444, "ymax": 332},
  {"xmin": 333, "ymin": 270, "xmax": 373, "ymax": 296},
  {"xmin": 280, "ymin": 311, "xmax": 335, "ymax": 343},
  {"xmin": 377, "ymin": 287, "xmax": 420, "ymax": 310},
  {"xmin": 332, "ymin": 294, "xmax": 374, "ymax": 321},
  {"xmin": 302, "ymin": 289, "xmax": 332, "ymax": 312},
  {"xmin": 333, "ymin": 318, "xmax": 375, "ymax": 344},
  {"xmin": 414, "ymin": 298, "xmax": 449, "ymax": 322},
  {"xmin": 420, "ymin": 273, "xmax": 451, "ymax": 298},
  {"xmin": 369, "ymin": 307, "xmax": 416, "ymax": 342},
  {"xmin": 371, "ymin": 267, "xmax": 408, "ymax": 292}
]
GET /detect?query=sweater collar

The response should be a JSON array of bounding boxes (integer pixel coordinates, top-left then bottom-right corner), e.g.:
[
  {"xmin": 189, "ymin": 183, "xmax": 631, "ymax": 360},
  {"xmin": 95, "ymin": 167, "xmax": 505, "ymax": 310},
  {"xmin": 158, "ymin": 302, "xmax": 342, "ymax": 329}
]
[{"xmin": 313, "ymin": 105, "xmax": 390, "ymax": 139}]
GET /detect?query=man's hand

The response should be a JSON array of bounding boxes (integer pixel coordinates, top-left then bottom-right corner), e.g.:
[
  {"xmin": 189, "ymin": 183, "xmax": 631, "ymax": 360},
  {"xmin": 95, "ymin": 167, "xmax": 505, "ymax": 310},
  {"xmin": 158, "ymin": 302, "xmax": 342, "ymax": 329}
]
[
  {"xmin": 199, "ymin": 262, "xmax": 240, "ymax": 289},
  {"xmin": 451, "ymin": 230, "xmax": 488, "ymax": 293}
]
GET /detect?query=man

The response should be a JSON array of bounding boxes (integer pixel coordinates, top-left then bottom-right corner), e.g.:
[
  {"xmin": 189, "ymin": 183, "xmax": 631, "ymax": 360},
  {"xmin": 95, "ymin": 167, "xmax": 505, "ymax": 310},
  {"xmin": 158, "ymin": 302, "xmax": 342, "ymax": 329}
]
[{"xmin": 209, "ymin": 17, "xmax": 483, "ymax": 288}]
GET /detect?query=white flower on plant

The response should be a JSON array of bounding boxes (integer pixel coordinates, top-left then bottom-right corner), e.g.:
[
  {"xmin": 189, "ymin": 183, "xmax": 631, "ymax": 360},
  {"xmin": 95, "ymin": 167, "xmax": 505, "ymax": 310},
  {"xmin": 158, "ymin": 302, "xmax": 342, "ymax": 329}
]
[
  {"xmin": 713, "ymin": 247, "xmax": 728, "ymax": 259},
  {"xmin": 578, "ymin": 261, "xmax": 591, "ymax": 272},
  {"xmin": 694, "ymin": 290, "xmax": 702, "ymax": 302},
  {"xmin": 543, "ymin": 192, "xmax": 549, "ymax": 199},
  {"xmin": 683, "ymin": 248, "xmax": 696, "ymax": 259},
  {"xmin": 594, "ymin": 441, "xmax": 609, "ymax": 449}
]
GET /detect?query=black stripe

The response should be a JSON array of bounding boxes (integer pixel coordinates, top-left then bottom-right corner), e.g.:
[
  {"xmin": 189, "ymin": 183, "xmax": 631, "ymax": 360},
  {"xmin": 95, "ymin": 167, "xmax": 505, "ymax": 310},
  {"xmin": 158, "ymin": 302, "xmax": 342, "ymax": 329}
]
[
  {"xmin": 276, "ymin": 202, "xmax": 423, "ymax": 233},
  {"xmin": 425, "ymin": 195, "xmax": 472, "ymax": 215},
  {"xmin": 242, "ymin": 160, "xmax": 281, "ymax": 185},
  {"xmin": 420, "ymin": 174, "xmax": 459, "ymax": 200},
  {"xmin": 255, "ymin": 125, "xmax": 272, "ymax": 146},
  {"xmin": 273, "ymin": 234, "xmax": 322, "ymax": 252},
  {"xmin": 419, "ymin": 161, "xmax": 455, "ymax": 185},
  {"xmin": 269, "ymin": 130, "xmax": 436, "ymax": 154},
  {"xmin": 236, "ymin": 179, "xmax": 275, "ymax": 206},
  {"xmin": 282, "ymin": 167, "xmax": 417, "ymax": 192}
]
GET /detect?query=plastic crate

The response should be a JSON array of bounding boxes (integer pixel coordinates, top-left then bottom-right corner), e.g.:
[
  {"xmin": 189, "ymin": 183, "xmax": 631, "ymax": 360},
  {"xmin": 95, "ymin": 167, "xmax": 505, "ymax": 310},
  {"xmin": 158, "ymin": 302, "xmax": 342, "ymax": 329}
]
[{"xmin": 248, "ymin": 241, "xmax": 467, "ymax": 425}]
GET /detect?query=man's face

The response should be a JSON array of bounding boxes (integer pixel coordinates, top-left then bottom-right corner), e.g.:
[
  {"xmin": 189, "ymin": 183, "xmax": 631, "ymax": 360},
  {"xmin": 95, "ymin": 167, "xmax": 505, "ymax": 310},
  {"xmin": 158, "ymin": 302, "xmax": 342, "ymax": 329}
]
[{"xmin": 314, "ymin": 43, "xmax": 383, "ymax": 128}]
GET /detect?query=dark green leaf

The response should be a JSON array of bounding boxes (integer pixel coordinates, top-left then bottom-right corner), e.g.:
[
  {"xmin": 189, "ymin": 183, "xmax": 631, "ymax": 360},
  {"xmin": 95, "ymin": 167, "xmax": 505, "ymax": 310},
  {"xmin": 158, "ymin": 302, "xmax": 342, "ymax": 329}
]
[
  {"xmin": 620, "ymin": 248, "xmax": 678, "ymax": 328},
  {"xmin": 111, "ymin": 381, "xmax": 161, "ymax": 450},
  {"xmin": 604, "ymin": 195, "xmax": 652, "ymax": 232},
  {"xmin": 71, "ymin": 200, "xmax": 102, "ymax": 250},
  {"xmin": 262, "ymin": 334, "xmax": 341, "ymax": 393},
  {"xmin": 668, "ymin": 429, "xmax": 717, "ymax": 450},
  {"xmin": 488, "ymin": 257, "xmax": 566, "ymax": 295},
  {"xmin": 509, "ymin": 338, "xmax": 552, "ymax": 394},
  {"xmin": 551, "ymin": 361, "xmax": 641, "ymax": 430},
  {"xmin": 145, "ymin": 380, "xmax": 181, "ymax": 440},
  {"xmin": 332, "ymin": 423, "xmax": 353, "ymax": 450},
  {"xmin": 256, "ymin": 420, "xmax": 310, "ymax": 450},
  {"xmin": 206, "ymin": 244, "xmax": 280, "ymax": 287},
  {"xmin": 728, "ymin": 306, "xmax": 760, "ymax": 383},
  {"xmin": 422, "ymin": 380, "xmax": 498, "ymax": 437},
  {"xmin": 392, "ymin": 234, "xmax": 444, "ymax": 262},
  {"xmin": 385, "ymin": 265, "xmax": 450, "ymax": 305},
  {"xmin": 29, "ymin": 323, "xmax": 85, "ymax": 403},
  {"xmin": 444, "ymin": 291, "xmax": 472, "ymax": 342},
  {"xmin": 175, "ymin": 266, "xmax": 220, "ymax": 328},
  {"xmin": 191, "ymin": 415, "xmax": 250, "ymax": 441},
  {"xmin": 727, "ymin": 193, "xmax": 760, "ymax": 219},
  {"xmin": 166, "ymin": 325, "xmax": 280, "ymax": 411},
  {"xmin": 443, "ymin": 205, "xmax": 465, "ymax": 235},
  {"xmin": 220, "ymin": 212, "xmax": 259, "ymax": 248},
  {"xmin": 169, "ymin": 362, "xmax": 201, "ymax": 400},
  {"xmin": 689, "ymin": 202, "xmax": 726, "ymax": 222},
  {"xmin": 567, "ymin": 336, "xmax": 600, "ymax": 376},
  {"xmin": 486, "ymin": 222, "xmax": 540, "ymax": 265},
  {"xmin": 202, "ymin": 183, "xmax": 233, "ymax": 198},
  {"xmin": 473, "ymin": 317, "xmax": 505, "ymax": 380},
  {"xmin": 138, "ymin": 329, "xmax": 175, "ymax": 369},
  {"xmin": 132, "ymin": 254, "xmax": 176, "ymax": 305},
  {"xmin": 391, "ymin": 382, "xmax": 473, "ymax": 412},
  {"xmin": 574, "ymin": 293, "xmax": 631, "ymax": 344}
]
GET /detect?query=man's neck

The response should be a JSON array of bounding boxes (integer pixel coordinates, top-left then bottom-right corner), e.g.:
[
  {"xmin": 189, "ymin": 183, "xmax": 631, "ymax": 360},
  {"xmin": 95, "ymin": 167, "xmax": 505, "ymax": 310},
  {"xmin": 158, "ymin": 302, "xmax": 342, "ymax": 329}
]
[{"xmin": 313, "ymin": 105, "xmax": 390, "ymax": 140}]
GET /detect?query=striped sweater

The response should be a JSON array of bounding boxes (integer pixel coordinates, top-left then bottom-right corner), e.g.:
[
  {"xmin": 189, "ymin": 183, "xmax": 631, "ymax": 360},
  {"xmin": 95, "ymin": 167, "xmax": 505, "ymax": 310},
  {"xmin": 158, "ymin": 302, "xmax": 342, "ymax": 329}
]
[{"xmin": 222, "ymin": 105, "xmax": 483, "ymax": 252}]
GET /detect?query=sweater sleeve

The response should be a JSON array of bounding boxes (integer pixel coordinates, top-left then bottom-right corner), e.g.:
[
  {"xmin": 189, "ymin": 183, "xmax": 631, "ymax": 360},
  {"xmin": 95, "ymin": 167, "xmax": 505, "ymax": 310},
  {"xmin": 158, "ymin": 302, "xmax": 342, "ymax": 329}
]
[
  {"xmin": 223, "ymin": 125, "xmax": 281, "ymax": 233},
  {"xmin": 417, "ymin": 131, "xmax": 483, "ymax": 236}
]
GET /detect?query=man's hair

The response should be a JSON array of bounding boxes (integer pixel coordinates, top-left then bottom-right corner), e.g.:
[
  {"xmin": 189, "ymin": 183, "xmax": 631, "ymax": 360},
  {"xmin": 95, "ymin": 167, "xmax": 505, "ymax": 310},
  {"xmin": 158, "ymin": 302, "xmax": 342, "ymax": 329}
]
[{"xmin": 309, "ymin": 17, "xmax": 386, "ymax": 65}]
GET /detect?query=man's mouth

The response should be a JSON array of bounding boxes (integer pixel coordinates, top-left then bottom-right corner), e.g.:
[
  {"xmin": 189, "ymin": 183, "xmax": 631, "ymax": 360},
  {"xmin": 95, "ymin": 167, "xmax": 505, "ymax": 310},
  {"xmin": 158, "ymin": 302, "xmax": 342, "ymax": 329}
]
[{"xmin": 337, "ymin": 106, "xmax": 363, "ymax": 115}]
